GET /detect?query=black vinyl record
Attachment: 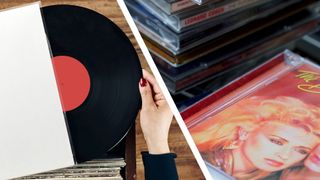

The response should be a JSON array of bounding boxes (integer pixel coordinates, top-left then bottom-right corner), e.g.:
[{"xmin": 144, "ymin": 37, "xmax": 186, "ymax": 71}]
[{"xmin": 42, "ymin": 5, "xmax": 142, "ymax": 162}]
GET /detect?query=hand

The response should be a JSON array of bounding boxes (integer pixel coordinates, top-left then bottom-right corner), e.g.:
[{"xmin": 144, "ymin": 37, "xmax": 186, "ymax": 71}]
[
  {"xmin": 138, "ymin": 69, "xmax": 173, "ymax": 154},
  {"xmin": 304, "ymin": 144, "xmax": 320, "ymax": 173}
]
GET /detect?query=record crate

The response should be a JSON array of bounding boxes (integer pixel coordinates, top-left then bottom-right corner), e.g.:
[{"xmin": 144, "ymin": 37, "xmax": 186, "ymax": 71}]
[{"xmin": 14, "ymin": 126, "xmax": 136, "ymax": 180}]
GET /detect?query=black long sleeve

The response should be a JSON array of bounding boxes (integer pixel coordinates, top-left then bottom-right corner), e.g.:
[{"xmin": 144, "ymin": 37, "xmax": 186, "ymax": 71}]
[{"xmin": 142, "ymin": 152, "xmax": 179, "ymax": 180}]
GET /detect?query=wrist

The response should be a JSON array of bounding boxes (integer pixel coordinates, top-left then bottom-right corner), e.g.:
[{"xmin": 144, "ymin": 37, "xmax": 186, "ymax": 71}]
[{"xmin": 146, "ymin": 139, "xmax": 170, "ymax": 154}]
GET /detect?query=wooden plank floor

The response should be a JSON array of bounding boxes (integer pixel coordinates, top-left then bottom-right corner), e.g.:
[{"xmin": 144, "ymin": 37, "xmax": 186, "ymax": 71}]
[{"xmin": 0, "ymin": 1, "xmax": 205, "ymax": 179}]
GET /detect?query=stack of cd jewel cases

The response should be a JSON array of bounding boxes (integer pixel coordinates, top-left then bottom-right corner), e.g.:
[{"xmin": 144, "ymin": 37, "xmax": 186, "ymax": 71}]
[
  {"xmin": 14, "ymin": 158, "xmax": 126, "ymax": 180},
  {"xmin": 125, "ymin": 0, "xmax": 320, "ymax": 110}
]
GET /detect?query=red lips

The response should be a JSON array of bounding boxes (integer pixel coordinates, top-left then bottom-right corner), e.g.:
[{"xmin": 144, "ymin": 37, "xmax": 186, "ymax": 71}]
[{"xmin": 265, "ymin": 158, "xmax": 284, "ymax": 167}]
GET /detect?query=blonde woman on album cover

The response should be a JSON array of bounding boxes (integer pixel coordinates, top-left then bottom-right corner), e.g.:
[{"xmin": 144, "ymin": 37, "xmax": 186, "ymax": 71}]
[
  {"xmin": 191, "ymin": 96, "xmax": 320, "ymax": 180},
  {"xmin": 137, "ymin": 69, "xmax": 179, "ymax": 180}
]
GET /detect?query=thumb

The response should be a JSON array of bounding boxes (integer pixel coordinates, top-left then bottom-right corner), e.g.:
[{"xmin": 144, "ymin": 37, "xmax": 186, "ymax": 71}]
[{"xmin": 139, "ymin": 78, "xmax": 155, "ymax": 109}]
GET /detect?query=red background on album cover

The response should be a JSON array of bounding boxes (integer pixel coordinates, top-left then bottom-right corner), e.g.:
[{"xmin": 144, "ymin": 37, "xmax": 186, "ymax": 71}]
[{"xmin": 252, "ymin": 64, "xmax": 320, "ymax": 106}]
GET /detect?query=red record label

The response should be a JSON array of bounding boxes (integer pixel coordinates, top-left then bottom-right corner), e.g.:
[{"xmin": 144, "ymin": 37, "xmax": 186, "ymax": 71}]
[{"xmin": 52, "ymin": 56, "xmax": 91, "ymax": 112}]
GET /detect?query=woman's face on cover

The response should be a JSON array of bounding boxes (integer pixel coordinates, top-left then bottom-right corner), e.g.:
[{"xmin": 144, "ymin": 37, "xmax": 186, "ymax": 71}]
[{"xmin": 241, "ymin": 122, "xmax": 319, "ymax": 172}]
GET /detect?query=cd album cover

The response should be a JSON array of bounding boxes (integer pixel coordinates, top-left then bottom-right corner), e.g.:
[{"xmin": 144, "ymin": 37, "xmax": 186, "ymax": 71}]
[{"xmin": 186, "ymin": 50, "xmax": 320, "ymax": 179}]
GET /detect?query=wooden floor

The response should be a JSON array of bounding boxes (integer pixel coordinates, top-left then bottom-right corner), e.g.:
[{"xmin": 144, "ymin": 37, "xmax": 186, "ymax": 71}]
[{"xmin": 0, "ymin": 0, "xmax": 205, "ymax": 179}]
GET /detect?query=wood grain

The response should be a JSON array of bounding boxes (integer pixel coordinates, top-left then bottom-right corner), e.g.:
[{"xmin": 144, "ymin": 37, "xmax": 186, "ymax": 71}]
[{"xmin": 0, "ymin": 1, "xmax": 204, "ymax": 179}]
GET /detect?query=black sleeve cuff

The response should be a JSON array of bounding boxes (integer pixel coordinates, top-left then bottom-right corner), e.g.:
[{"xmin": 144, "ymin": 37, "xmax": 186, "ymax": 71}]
[{"xmin": 141, "ymin": 151, "xmax": 179, "ymax": 180}]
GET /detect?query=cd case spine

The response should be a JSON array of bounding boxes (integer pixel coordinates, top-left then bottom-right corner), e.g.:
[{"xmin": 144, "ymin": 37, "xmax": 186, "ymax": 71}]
[
  {"xmin": 192, "ymin": 0, "xmax": 211, "ymax": 5},
  {"xmin": 131, "ymin": 0, "xmax": 305, "ymax": 55},
  {"xmin": 150, "ymin": 0, "xmax": 197, "ymax": 15},
  {"xmin": 135, "ymin": 0, "xmax": 272, "ymax": 32}
]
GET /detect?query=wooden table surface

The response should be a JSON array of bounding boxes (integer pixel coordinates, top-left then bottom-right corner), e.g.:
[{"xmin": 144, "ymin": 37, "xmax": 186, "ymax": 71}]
[{"xmin": 0, "ymin": 0, "xmax": 204, "ymax": 179}]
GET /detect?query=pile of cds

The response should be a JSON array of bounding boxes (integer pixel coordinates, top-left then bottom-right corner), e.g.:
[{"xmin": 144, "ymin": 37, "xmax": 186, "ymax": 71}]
[
  {"xmin": 125, "ymin": 0, "xmax": 320, "ymax": 110},
  {"xmin": 15, "ymin": 159, "xmax": 126, "ymax": 180},
  {"xmin": 296, "ymin": 30, "xmax": 320, "ymax": 61}
]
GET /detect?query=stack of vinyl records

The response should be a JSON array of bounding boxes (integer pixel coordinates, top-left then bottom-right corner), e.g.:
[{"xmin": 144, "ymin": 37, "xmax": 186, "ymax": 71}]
[
  {"xmin": 14, "ymin": 158, "xmax": 126, "ymax": 180},
  {"xmin": 125, "ymin": 0, "xmax": 320, "ymax": 110}
]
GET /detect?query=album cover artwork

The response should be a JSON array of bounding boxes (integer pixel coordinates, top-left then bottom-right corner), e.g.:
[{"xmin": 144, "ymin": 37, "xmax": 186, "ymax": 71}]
[{"xmin": 186, "ymin": 50, "xmax": 320, "ymax": 179}]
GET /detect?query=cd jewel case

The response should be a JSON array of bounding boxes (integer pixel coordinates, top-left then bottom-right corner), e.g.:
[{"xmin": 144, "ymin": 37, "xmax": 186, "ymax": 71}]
[{"xmin": 184, "ymin": 50, "xmax": 320, "ymax": 179}]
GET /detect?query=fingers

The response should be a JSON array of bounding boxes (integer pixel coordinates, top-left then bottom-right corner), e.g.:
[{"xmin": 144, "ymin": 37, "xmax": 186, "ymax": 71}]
[
  {"xmin": 154, "ymin": 93, "xmax": 164, "ymax": 101},
  {"xmin": 304, "ymin": 144, "xmax": 320, "ymax": 173},
  {"xmin": 142, "ymin": 69, "xmax": 167, "ymax": 104},
  {"xmin": 142, "ymin": 69, "xmax": 161, "ymax": 94},
  {"xmin": 139, "ymin": 78, "xmax": 155, "ymax": 110},
  {"xmin": 141, "ymin": 69, "xmax": 169, "ymax": 108}
]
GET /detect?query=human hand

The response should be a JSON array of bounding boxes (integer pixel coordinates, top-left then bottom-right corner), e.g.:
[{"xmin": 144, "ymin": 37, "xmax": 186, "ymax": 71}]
[
  {"xmin": 304, "ymin": 144, "xmax": 320, "ymax": 173},
  {"xmin": 138, "ymin": 69, "xmax": 173, "ymax": 154}
]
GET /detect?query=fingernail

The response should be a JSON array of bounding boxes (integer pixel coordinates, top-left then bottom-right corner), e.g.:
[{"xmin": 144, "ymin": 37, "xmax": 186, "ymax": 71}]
[{"xmin": 140, "ymin": 78, "xmax": 147, "ymax": 87}]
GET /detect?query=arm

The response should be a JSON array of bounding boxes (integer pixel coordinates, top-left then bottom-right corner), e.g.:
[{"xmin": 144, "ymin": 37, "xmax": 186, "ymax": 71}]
[
  {"xmin": 138, "ymin": 69, "xmax": 179, "ymax": 180},
  {"xmin": 141, "ymin": 152, "xmax": 178, "ymax": 180}
]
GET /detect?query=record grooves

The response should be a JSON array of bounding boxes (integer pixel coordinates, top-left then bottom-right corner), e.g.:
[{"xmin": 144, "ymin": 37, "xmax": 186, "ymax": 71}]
[{"xmin": 42, "ymin": 5, "xmax": 142, "ymax": 162}]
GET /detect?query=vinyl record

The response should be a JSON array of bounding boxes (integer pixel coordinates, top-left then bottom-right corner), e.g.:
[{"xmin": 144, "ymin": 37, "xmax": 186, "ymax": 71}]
[{"xmin": 42, "ymin": 5, "xmax": 142, "ymax": 162}]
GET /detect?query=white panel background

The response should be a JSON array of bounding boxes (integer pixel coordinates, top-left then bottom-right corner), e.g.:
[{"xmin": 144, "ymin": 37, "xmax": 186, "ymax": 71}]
[{"xmin": 0, "ymin": 3, "xmax": 74, "ymax": 179}]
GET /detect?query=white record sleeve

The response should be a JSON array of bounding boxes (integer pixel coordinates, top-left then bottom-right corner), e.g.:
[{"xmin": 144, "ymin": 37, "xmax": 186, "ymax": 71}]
[{"xmin": 0, "ymin": 3, "xmax": 74, "ymax": 179}]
